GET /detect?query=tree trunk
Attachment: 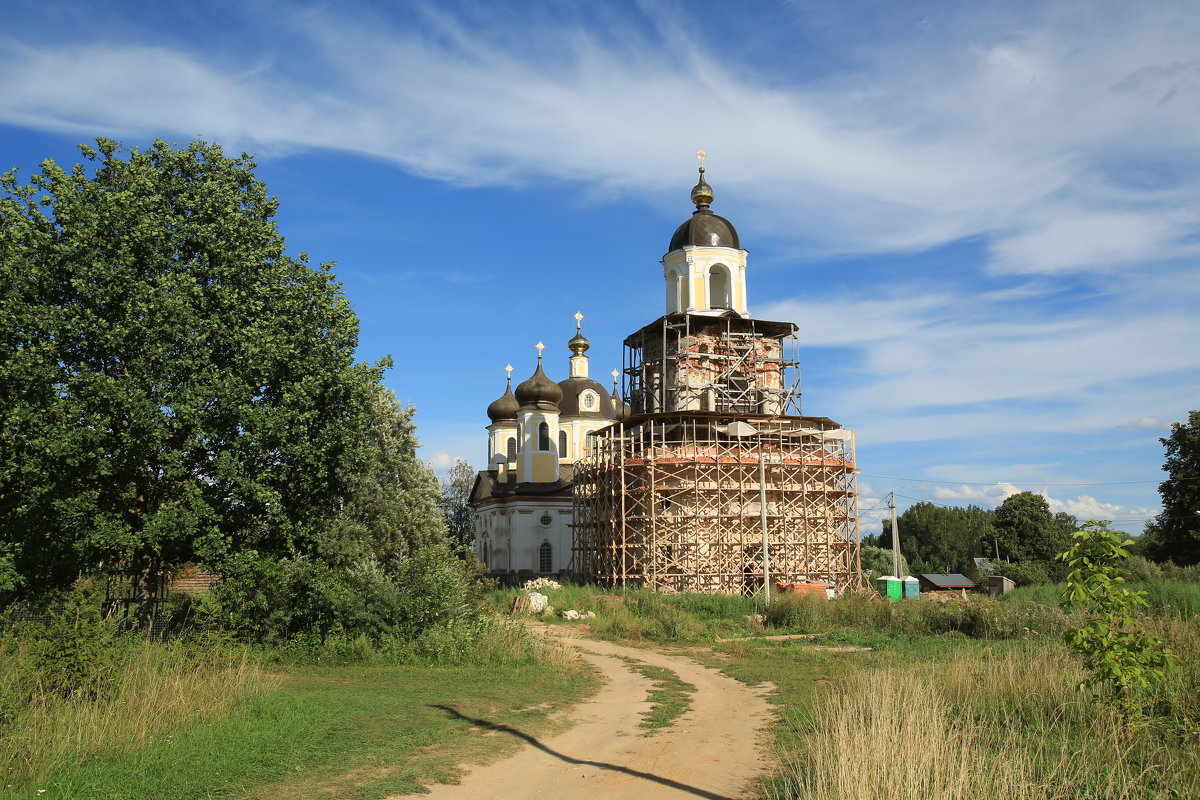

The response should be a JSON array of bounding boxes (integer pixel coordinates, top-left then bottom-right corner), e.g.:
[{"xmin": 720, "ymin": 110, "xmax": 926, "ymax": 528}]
[{"xmin": 132, "ymin": 550, "xmax": 161, "ymax": 637}]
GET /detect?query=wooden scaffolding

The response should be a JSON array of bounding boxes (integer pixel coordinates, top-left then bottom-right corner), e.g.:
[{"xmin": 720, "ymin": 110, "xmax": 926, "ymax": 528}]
[
  {"xmin": 572, "ymin": 311, "xmax": 862, "ymax": 594},
  {"xmin": 571, "ymin": 414, "xmax": 861, "ymax": 594}
]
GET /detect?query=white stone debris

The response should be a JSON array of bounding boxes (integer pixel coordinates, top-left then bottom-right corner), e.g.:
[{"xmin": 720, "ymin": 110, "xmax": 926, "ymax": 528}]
[
  {"xmin": 527, "ymin": 592, "xmax": 549, "ymax": 612},
  {"xmin": 561, "ymin": 609, "xmax": 581, "ymax": 620},
  {"xmin": 524, "ymin": 577, "xmax": 562, "ymax": 591}
]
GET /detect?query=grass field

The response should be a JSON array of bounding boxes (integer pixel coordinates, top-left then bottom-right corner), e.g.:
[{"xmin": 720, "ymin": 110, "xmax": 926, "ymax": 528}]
[
  {"xmin": 0, "ymin": 617, "xmax": 590, "ymax": 800},
  {"xmin": 6, "ymin": 580, "xmax": 1197, "ymax": 799},
  {"xmin": 7, "ymin": 662, "xmax": 591, "ymax": 800}
]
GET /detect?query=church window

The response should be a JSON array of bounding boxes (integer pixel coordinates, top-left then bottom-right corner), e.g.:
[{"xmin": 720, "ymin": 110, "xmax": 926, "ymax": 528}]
[
  {"xmin": 538, "ymin": 421, "xmax": 550, "ymax": 451},
  {"xmin": 582, "ymin": 391, "xmax": 597, "ymax": 410},
  {"xmin": 539, "ymin": 541, "xmax": 553, "ymax": 573},
  {"xmin": 506, "ymin": 437, "xmax": 516, "ymax": 459},
  {"xmin": 558, "ymin": 430, "xmax": 568, "ymax": 457},
  {"xmin": 482, "ymin": 541, "xmax": 490, "ymax": 568}
]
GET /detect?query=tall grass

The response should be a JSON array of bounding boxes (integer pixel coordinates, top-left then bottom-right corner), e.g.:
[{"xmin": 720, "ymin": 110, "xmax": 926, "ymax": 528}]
[
  {"xmin": 0, "ymin": 631, "xmax": 261, "ymax": 786},
  {"xmin": 765, "ymin": 592, "xmax": 1076, "ymax": 639},
  {"xmin": 1003, "ymin": 577, "xmax": 1200, "ymax": 620},
  {"xmin": 773, "ymin": 640, "xmax": 1199, "ymax": 799}
]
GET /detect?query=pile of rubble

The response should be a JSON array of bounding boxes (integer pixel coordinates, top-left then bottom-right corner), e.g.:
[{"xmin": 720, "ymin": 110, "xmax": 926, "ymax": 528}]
[{"xmin": 520, "ymin": 589, "xmax": 594, "ymax": 621}]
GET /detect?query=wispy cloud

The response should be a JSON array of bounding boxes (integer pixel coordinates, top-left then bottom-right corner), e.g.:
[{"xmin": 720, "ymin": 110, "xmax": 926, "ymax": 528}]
[{"xmin": 1, "ymin": 1, "xmax": 1198, "ymax": 274}]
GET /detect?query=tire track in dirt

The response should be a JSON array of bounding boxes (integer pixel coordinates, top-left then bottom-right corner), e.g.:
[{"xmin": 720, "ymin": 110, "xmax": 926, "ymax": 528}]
[{"xmin": 390, "ymin": 626, "xmax": 774, "ymax": 800}]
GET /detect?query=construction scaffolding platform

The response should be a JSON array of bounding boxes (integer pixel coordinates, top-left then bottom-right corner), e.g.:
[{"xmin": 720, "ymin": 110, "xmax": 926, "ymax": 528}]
[{"xmin": 571, "ymin": 413, "xmax": 863, "ymax": 595}]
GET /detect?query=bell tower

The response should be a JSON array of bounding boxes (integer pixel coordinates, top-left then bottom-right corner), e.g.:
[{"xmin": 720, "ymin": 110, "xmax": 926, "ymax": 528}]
[{"xmin": 661, "ymin": 151, "xmax": 749, "ymax": 316}]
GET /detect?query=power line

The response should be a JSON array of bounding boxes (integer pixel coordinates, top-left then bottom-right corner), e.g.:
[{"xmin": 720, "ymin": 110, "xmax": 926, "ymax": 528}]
[{"xmin": 859, "ymin": 473, "xmax": 1176, "ymax": 488}]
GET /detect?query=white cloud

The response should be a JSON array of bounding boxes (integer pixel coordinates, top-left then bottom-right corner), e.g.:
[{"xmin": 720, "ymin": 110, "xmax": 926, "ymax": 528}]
[
  {"xmin": 0, "ymin": 2, "xmax": 1198, "ymax": 273},
  {"xmin": 929, "ymin": 483, "xmax": 1022, "ymax": 503},
  {"xmin": 1120, "ymin": 417, "xmax": 1170, "ymax": 430}
]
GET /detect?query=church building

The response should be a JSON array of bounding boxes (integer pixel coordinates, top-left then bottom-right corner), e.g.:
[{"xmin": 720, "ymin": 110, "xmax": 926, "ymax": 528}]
[
  {"xmin": 474, "ymin": 157, "xmax": 861, "ymax": 593},
  {"xmin": 471, "ymin": 315, "xmax": 625, "ymax": 580}
]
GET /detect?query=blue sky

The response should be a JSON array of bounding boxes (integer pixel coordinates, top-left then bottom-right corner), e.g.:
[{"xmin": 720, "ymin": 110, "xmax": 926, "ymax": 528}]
[{"xmin": 3, "ymin": 0, "xmax": 1197, "ymax": 534}]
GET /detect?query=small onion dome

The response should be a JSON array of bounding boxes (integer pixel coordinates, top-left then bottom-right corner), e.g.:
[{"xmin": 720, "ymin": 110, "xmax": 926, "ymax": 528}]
[
  {"xmin": 568, "ymin": 330, "xmax": 590, "ymax": 354},
  {"xmin": 669, "ymin": 165, "xmax": 740, "ymax": 251},
  {"xmin": 515, "ymin": 362, "xmax": 563, "ymax": 409},
  {"xmin": 691, "ymin": 166, "xmax": 714, "ymax": 209},
  {"xmin": 486, "ymin": 382, "xmax": 519, "ymax": 422}
]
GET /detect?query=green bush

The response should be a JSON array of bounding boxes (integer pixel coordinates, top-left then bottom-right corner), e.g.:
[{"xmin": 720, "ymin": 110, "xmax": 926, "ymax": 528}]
[
  {"xmin": 208, "ymin": 543, "xmax": 477, "ymax": 645},
  {"xmin": 997, "ymin": 560, "xmax": 1051, "ymax": 586}
]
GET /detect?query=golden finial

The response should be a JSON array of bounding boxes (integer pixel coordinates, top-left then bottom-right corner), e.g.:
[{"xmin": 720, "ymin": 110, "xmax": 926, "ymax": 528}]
[
  {"xmin": 505, "ymin": 363, "xmax": 513, "ymax": 385},
  {"xmin": 691, "ymin": 150, "xmax": 713, "ymax": 209},
  {"xmin": 535, "ymin": 341, "xmax": 545, "ymax": 361},
  {"xmin": 574, "ymin": 310, "xmax": 584, "ymax": 331}
]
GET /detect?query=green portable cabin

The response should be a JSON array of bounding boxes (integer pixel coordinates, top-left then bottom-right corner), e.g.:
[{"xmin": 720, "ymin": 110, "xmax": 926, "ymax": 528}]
[
  {"xmin": 875, "ymin": 575, "xmax": 903, "ymax": 601},
  {"xmin": 902, "ymin": 576, "xmax": 920, "ymax": 599}
]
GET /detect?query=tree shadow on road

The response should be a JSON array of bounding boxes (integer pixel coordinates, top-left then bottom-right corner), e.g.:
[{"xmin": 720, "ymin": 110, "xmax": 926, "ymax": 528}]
[{"xmin": 430, "ymin": 704, "xmax": 738, "ymax": 800}]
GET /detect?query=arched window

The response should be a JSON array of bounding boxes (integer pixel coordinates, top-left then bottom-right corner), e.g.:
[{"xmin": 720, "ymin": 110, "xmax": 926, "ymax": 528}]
[
  {"xmin": 482, "ymin": 541, "xmax": 490, "ymax": 568},
  {"xmin": 538, "ymin": 421, "xmax": 550, "ymax": 451},
  {"xmin": 558, "ymin": 430, "xmax": 568, "ymax": 458},
  {"xmin": 539, "ymin": 541, "xmax": 553, "ymax": 573},
  {"xmin": 665, "ymin": 268, "xmax": 681, "ymax": 313},
  {"xmin": 708, "ymin": 264, "xmax": 731, "ymax": 309},
  {"xmin": 506, "ymin": 437, "xmax": 517, "ymax": 459}
]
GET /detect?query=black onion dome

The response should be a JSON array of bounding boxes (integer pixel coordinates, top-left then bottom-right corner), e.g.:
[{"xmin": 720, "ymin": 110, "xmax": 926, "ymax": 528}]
[
  {"xmin": 668, "ymin": 166, "xmax": 739, "ymax": 251},
  {"xmin": 668, "ymin": 211, "xmax": 740, "ymax": 251},
  {"xmin": 515, "ymin": 362, "xmax": 563, "ymax": 409},
  {"xmin": 557, "ymin": 377, "xmax": 616, "ymax": 418},
  {"xmin": 486, "ymin": 384, "xmax": 519, "ymax": 422}
]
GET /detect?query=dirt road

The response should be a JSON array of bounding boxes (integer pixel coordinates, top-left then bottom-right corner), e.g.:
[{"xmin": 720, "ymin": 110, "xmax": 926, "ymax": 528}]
[{"xmin": 391, "ymin": 627, "xmax": 774, "ymax": 800}]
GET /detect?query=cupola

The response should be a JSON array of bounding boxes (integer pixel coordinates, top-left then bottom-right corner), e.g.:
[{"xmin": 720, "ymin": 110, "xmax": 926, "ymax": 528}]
[
  {"xmin": 514, "ymin": 342, "xmax": 563, "ymax": 409},
  {"xmin": 486, "ymin": 368, "xmax": 519, "ymax": 422},
  {"xmin": 667, "ymin": 160, "xmax": 740, "ymax": 251}
]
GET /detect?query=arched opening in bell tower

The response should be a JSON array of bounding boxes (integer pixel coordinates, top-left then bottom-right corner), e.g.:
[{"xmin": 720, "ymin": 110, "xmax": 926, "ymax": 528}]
[{"xmin": 708, "ymin": 264, "xmax": 731, "ymax": 309}]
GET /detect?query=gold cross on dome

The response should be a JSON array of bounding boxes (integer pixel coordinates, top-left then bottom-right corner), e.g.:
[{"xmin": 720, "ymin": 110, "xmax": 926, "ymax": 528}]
[
  {"xmin": 611, "ymin": 368, "xmax": 619, "ymax": 381},
  {"xmin": 574, "ymin": 310, "xmax": 584, "ymax": 330},
  {"xmin": 696, "ymin": 149, "xmax": 707, "ymax": 167},
  {"xmin": 535, "ymin": 341, "xmax": 545, "ymax": 360},
  {"xmin": 505, "ymin": 364, "xmax": 513, "ymax": 378}
]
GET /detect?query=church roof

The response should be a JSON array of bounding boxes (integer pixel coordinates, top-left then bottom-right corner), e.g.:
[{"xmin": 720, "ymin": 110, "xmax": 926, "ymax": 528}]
[
  {"xmin": 515, "ymin": 359, "xmax": 563, "ymax": 409},
  {"xmin": 668, "ymin": 164, "xmax": 741, "ymax": 251},
  {"xmin": 557, "ymin": 376, "xmax": 618, "ymax": 418},
  {"xmin": 668, "ymin": 209, "xmax": 741, "ymax": 251},
  {"xmin": 486, "ymin": 383, "xmax": 519, "ymax": 422},
  {"xmin": 472, "ymin": 463, "xmax": 577, "ymax": 504}
]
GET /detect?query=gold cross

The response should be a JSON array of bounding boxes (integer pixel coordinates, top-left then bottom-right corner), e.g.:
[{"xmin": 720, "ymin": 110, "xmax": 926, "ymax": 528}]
[
  {"xmin": 574, "ymin": 310, "xmax": 584, "ymax": 330},
  {"xmin": 535, "ymin": 341, "xmax": 545, "ymax": 360},
  {"xmin": 696, "ymin": 149, "xmax": 707, "ymax": 167},
  {"xmin": 505, "ymin": 364, "xmax": 513, "ymax": 378}
]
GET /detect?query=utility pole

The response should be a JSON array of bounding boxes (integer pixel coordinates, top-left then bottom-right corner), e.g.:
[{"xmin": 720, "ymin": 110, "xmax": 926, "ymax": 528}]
[
  {"xmin": 889, "ymin": 492, "xmax": 902, "ymax": 579},
  {"xmin": 759, "ymin": 448, "xmax": 771, "ymax": 608}
]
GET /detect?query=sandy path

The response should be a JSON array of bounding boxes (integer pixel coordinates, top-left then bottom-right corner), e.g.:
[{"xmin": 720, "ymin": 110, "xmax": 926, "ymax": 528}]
[{"xmin": 390, "ymin": 627, "xmax": 774, "ymax": 800}]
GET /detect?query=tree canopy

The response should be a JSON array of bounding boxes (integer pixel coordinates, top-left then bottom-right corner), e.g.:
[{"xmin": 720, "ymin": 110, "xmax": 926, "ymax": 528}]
[
  {"xmin": 439, "ymin": 458, "xmax": 477, "ymax": 552},
  {"xmin": 876, "ymin": 501, "xmax": 992, "ymax": 575},
  {"xmin": 992, "ymin": 491, "xmax": 1075, "ymax": 569},
  {"xmin": 1139, "ymin": 411, "xmax": 1200, "ymax": 566},
  {"xmin": 0, "ymin": 139, "xmax": 383, "ymax": 616}
]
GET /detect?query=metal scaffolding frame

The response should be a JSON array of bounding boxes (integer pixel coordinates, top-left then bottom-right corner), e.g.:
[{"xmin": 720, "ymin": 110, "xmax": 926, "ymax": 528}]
[
  {"xmin": 623, "ymin": 313, "xmax": 803, "ymax": 417},
  {"xmin": 571, "ymin": 413, "xmax": 863, "ymax": 595}
]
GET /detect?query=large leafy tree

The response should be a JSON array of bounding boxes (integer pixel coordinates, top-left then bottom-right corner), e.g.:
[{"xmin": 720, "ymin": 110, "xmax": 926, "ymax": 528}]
[
  {"xmin": 877, "ymin": 501, "xmax": 992, "ymax": 575},
  {"xmin": 439, "ymin": 458, "xmax": 477, "ymax": 552},
  {"xmin": 993, "ymin": 491, "xmax": 1076, "ymax": 572},
  {"xmin": 0, "ymin": 139, "xmax": 382, "ymax": 625},
  {"xmin": 1139, "ymin": 411, "xmax": 1200, "ymax": 565}
]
